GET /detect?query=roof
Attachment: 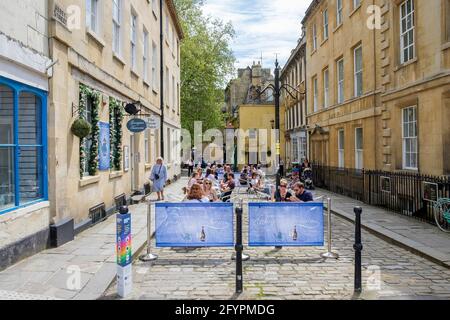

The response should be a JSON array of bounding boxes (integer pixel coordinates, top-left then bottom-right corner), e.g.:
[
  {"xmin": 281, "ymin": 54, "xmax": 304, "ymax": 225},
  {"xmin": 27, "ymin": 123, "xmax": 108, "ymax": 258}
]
[
  {"xmin": 301, "ymin": 0, "xmax": 322, "ymax": 25},
  {"xmin": 280, "ymin": 36, "xmax": 306, "ymax": 78},
  {"xmin": 166, "ymin": 0, "xmax": 184, "ymax": 40}
]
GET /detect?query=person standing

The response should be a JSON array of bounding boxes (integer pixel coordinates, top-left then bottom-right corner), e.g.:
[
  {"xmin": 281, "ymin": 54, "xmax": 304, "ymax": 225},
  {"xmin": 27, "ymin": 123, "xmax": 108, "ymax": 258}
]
[
  {"xmin": 150, "ymin": 157, "xmax": 168, "ymax": 201},
  {"xmin": 279, "ymin": 159, "xmax": 285, "ymax": 178},
  {"xmin": 187, "ymin": 158, "xmax": 194, "ymax": 177}
]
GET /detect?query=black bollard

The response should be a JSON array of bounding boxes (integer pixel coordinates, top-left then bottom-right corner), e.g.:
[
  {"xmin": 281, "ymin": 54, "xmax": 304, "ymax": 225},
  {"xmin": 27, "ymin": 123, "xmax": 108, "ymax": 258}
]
[
  {"xmin": 119, "ymin": 205, "xmax": 129, "ymax": 215},
  {"xmin": 235, "ymin": 206, "xmax": 244, "ymax": 293},
  {"xmin": 353, "ymin": 206, "xmax": 363, "ymax": 293}
]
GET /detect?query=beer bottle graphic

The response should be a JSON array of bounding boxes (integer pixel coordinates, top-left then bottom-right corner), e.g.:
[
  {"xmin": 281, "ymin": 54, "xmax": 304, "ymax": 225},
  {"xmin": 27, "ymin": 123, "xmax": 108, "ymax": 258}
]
[
  {"xmin": 200, "ymin": 226, "xmax": 206, "ymax": 242},
  {"xmin": 292, "ymin": 226, "xmax": 298, "ymax": 241}
]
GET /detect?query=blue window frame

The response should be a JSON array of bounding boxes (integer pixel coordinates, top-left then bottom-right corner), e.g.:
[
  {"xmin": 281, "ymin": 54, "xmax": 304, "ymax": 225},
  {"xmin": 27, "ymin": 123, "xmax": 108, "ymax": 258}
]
[{"xmin": 0, "ymin": 76, "xmax": 48, "ymax": 215}]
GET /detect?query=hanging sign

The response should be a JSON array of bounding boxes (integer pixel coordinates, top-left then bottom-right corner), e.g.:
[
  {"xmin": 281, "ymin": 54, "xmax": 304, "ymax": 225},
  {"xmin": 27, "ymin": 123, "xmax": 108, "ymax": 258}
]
[
  {"xmin": 98, "ymin": 122, "xmax": 110, "ymax": 171},
  {"xmin": 146, "ymin": 115, "xmax": 160, "ymax": 129},
  {"xmin": 127, "ymin": 118, "xmax": 147, "ymax": 133}
]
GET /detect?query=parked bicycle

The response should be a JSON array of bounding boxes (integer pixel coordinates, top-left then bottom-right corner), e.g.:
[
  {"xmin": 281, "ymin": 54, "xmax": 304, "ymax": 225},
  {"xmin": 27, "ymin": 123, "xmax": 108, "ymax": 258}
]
[{"xmin": 434, "ymin": 198, "xmax": 450, "ymax": 233}]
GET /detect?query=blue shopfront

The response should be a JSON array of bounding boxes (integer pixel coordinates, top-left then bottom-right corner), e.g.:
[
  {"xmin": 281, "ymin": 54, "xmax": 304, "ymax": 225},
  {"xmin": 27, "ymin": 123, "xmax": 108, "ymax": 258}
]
[{"xmin": 0, "ymin": 76, "xmax": 48, "ymax": 216}]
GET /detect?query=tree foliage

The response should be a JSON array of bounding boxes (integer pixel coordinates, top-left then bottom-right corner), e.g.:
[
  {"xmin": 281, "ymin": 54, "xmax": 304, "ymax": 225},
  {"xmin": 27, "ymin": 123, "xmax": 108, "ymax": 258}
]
[{"xmin": 174, "ymin": 0, "xmax": 235, "ymax": 139}]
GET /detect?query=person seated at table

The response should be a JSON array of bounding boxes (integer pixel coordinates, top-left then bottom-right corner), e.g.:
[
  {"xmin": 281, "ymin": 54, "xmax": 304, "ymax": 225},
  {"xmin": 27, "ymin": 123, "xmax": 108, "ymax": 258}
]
[
  {"xmin": 220, "ymin": 174, "xmax": 235, "ymax": 202},
  {"xmin": 203, "ymin": 178, "xmax": 219, "ymax": 202},
  {"xmin": 184, "ymin": 183, "xmax": 210, "ymax": 203},
  {"xmin": 183, "ymin": 172, "xmax": 199, "ymax": 195},
  {"xmin": 205, "ymin": 168, "xmax": 216, "ymax": 183},
  {"xmin": 288, "ymin": 182, "xmax": 314, "ymax": 203},
  {"xmin": 239, "ymin": 169, "xmax": 249, "ymax": 185},
  {"xmin": 248, "ymin": 172, "xmax": 260, "ymax": 192},
  {"xmin": 272, "ymin": 179, "xmax": 293, "ymax": 202},
  {"xmin": 196, "ymin": 168, "xmax": 204, "ymax": 183}
]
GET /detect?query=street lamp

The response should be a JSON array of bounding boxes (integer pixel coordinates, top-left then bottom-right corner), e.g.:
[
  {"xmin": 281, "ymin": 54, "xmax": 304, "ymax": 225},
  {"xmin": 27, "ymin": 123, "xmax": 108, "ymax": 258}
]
[{"xmin": 258, "ymin": 59, "xmax": 306, "ymax": 189}]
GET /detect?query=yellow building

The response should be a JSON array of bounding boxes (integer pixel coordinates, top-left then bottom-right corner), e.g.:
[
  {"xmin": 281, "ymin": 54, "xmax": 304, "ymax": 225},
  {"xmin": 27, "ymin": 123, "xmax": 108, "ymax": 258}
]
[
  {"xmin": 236, "ymin": 103, "xmax": 286, "ymax": 174},
  {"xmin": 281, "ymin": 36, "xmax": 308, "ymax": 168},
  {"xmin": 303, "ymin": 0, "xmax": 450, "ymax": 176},
  {"xmin": 303, "ymin": 0, "xmax": 383, "ymax": 171},
  {"xmin": 47, "ymin": 0, "xmax": 183, "ymax": 232}
]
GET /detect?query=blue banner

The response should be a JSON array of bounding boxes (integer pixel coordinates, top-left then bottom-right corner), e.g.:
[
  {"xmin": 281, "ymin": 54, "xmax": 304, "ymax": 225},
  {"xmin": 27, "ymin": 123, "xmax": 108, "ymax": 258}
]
[
  {"xmin": 248, "ymin": 203, "xmax": 324, "ymax": 247},
  {"xmin": 155, "ymin": 203, "xmax": 234, "ymax": 247},
  {"xmin": 98, "ymin": 122, "xmax": 110, "ymax": 171}
]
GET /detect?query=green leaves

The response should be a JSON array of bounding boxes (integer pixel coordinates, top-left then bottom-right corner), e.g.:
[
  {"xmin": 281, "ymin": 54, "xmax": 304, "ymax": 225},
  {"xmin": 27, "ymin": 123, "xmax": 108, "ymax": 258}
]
[{"xmin": 174, "ymin": 0, "xmax": 235, "ymax": 139}]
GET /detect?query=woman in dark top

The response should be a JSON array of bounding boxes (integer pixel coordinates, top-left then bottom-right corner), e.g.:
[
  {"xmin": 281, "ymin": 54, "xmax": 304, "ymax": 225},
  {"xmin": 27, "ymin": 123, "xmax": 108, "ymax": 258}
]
[{"xmin": 272, "ymin": 179, "xmax": 292, "ymax": 202}]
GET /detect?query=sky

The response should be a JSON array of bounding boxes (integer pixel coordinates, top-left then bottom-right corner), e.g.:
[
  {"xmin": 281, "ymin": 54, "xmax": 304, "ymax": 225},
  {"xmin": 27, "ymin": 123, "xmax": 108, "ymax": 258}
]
[{"xmin": 202, "ymin": 0, "xmax": 311, "ymax": 74}]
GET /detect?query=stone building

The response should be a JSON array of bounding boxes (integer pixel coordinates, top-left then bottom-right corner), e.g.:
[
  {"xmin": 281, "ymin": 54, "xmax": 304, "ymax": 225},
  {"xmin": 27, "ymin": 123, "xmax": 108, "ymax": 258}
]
[
  {"xmin": 302, "ymin": 0, "xmax": 450, "ymax": 176},
  {"xmin": 378, "ymin": 0, "xmax": 450, "ymax": 176},
  {"xmin": 224, "ymin": 61, "xmax": 274, "ymax": 116},
  {"xmin": 303, "ymin": 0, "xmax": 384, "ymax": 171},
  {"xmin": 224, "ymin": 62, "xmax": 285, "ymax": 173},
  {"xmin": 280, "ymin": 36, "xmax": 308, "ymax": 169},
  {"xmin": 0, "ymin": 0, "xmax": 52, "ymax": 269},
  {"xmin": 0, "ymin": 0, "xmax": 183, "ymax": 270}
]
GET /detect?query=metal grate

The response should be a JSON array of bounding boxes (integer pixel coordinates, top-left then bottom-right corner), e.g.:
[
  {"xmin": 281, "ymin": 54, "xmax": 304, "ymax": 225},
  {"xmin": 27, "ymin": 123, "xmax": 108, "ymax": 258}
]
[
  {"xmin": 114, "ymin": 194, "xmax": 126, "ymax": 212},
  {"xmin": 53, "ymin": 4, "xmax": 67, "ymax": 26},
  {"xmin": 89, "ymin": 203, "xmax": 106, "ymax": 225}
]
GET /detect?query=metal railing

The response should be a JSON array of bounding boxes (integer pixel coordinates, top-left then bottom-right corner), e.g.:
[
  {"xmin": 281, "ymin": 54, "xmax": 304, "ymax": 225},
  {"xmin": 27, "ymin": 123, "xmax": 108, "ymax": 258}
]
[{"xmin": 312, "ymin": 164, "xmax": 450, "ymax": 224}]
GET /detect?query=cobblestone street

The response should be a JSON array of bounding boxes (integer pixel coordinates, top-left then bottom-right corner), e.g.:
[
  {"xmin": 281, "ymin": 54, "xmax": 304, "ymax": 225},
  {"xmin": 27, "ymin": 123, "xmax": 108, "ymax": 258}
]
[{"xmin": 103, "ymin": 187, "xmax": 450, "ymax": 300}]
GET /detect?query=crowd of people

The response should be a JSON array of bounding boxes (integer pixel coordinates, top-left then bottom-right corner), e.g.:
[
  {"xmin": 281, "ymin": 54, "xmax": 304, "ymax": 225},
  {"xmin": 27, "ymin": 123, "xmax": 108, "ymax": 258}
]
[{"xmin": 149, "ymin": 156, "xmax": 315, "ymax": 204}]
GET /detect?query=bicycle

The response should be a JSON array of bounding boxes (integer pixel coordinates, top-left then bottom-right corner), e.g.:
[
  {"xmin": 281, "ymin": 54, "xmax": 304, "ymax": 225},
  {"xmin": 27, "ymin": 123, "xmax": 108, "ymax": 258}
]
[{"xmin": 434, "ymin": 198, "xmax": 450, "ymax": 233}]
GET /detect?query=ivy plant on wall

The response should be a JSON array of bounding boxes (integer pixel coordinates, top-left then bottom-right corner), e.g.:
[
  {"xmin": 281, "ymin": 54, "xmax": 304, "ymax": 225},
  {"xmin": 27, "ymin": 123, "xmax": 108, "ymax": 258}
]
[
  {"xmin": 79, "ymin": 83, "xmax": 100, "ymax": 178},
  {"xmin": 109, "ymin": 97, "xmax": 124, "ymax": 171}
]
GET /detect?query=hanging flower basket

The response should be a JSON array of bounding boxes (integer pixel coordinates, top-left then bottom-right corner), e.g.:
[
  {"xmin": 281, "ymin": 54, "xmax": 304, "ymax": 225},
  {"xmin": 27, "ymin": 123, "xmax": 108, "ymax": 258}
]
[{"xmin": 71, "ymin": 118, "xmax": 92, "ymax": 139}]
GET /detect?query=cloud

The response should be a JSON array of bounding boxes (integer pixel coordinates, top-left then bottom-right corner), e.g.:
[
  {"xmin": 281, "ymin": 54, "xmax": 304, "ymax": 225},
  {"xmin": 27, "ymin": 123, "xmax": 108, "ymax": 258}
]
[{"xmin": 202, "ymin": 0, "xmax": 310, "ymax": 72}]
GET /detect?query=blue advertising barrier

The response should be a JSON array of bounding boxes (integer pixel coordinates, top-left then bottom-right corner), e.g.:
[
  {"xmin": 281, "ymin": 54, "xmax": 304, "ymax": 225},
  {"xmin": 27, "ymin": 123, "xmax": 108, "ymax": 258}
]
[
  {"xmin": 155, "ymin": 203, "xmax": 234, "ymax": 247},
  {"xmin": 248, "ymin": 203, "xmax": 324, "ymax": 247}
]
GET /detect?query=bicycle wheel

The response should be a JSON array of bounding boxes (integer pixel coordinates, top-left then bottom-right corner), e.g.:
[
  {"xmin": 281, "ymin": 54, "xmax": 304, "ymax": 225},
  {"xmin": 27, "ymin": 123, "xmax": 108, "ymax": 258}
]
[{"xmin": 434, "ymin": 198, "xmax": 450, "ymax": 233}]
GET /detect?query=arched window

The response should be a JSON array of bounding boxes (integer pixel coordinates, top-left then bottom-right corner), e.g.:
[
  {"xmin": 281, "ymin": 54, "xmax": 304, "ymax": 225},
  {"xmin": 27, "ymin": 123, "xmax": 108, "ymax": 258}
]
[{"xmin": 0, "ymin": 78, "xmax": 47, "ymax": 215}]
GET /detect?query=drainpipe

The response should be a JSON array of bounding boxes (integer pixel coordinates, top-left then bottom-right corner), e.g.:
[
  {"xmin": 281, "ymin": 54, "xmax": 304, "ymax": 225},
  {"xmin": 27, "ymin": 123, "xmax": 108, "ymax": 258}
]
[{"xmin": 160, "ymin": 0, "xmax": 165, "ymax": 158}]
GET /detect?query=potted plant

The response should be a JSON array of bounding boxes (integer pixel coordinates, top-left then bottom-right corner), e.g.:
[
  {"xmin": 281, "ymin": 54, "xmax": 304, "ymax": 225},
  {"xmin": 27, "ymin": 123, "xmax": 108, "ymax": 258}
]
[{"xmin": 71, "ymin": 118, "xmax": 92, "ymax": 139}]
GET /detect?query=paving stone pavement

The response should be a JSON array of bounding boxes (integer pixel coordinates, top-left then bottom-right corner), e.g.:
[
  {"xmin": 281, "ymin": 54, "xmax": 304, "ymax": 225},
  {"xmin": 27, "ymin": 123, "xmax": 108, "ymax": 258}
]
[
  {"xmin": 313, "ymin": 189, "xmax": 450, "ymax": 268},
  {"xmin": 103, "ymin": 194, "xmax": 450, "ymax": 300},
  {"xmin": 0, "ymin": 179, "xmax": 186, "ymax": 300}
]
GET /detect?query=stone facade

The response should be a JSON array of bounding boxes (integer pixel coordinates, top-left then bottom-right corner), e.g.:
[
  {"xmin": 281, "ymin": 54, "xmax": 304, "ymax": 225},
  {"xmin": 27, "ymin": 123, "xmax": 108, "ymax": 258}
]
[
  {"xmin": 0, "ymin": 0, "xmax": 52, "ymax": 269},
  {"xmin": 280, "ymin": 36, "xmax": 308, "ymax": 168},
  {"xmin": 302, "ymin": 0, "xmax": 449, "ymax": 176},
  {"xmin": 47, "ymin": 0, "xmax": 183, "ymax": 227}
]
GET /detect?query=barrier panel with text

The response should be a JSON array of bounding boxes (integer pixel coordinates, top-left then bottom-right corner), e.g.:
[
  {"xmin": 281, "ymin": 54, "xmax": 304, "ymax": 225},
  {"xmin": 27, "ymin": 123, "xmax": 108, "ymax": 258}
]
[
  {"xmin": 248, "ymin": 203, "xmax": 324, "ymax": 247},
  {"xmin": 155, "ymin": 203, "xmax": 234, "ymax": 247}
]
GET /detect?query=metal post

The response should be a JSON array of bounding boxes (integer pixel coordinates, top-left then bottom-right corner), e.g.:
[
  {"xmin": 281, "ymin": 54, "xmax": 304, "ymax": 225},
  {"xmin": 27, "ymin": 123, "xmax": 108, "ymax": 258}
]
[
  {"xmin": 321, "ymin": 198, "xmax": 339, "ymax": 259},
  {"xmin": 353, "ymin": 206, "xmax": 363, "ymax": 293},
  {"xmin": 235, "ymin": 204, "xmax": 243, "ymax": 293},
  {"xmin": 139, "ymin": 201, "xmax": 158, "ymax": 262},
  {"xmin": 232, "ymin": 199, "xmax": 250, "ymax": 261},
  {"xmin": 274, "ymin": 60, "xmax": 281, "ymax": 190}
]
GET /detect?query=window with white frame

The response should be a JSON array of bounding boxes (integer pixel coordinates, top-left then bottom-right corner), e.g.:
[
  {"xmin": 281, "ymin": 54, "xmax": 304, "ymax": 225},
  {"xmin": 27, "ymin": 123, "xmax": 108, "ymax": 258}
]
[
  {"xmin": 143, "ymin": 28, "xmax": 149, "ymax": 82},
  {"xmin": 165, "ymin": 67, "xmax": 169, "ymax": 106},
  {"xmin": 400, "ymin": 0, "xmax": 415, "ymax": 64},
  {"xmin": 338, "ymin": 129, "xmax": 345, "ymax": 168},
  {"xmin": 402, "ymin": 106, "xmax": 418, "ymax": 170},
  {"xmin": 336, "ymin": 0, "xmax": 343, "ymax": 25},
  {"xmin": 300, "ymin": 134, "xmax": 307, "ymax": 161},
  {"xmin": 112, "ymin": 0, "xmax": 121, "ymax": 55},
  {"xmin": 312, "ymin": 24, "xmax": 317, "ymax": 51},
  {"xmin": 152, "ymin": 41, "xmax": 158, "ymax": 91},
  {"xmin": 354, "ymin": 45, "xmax": 363, "ymax": 97},
  {"xmin": 292, "ymin": 138, "xmax": 299, "ymax": 163},
  {"xmin": 130, "ymin": 12, "xmax": 137, "ymax": 71},
  {"xmin": 172, "ymin": 75, "xmax": 176, "ymax": 110},
  {"xmin": 323, "ymin": 68, "xmax": 329, "ymax": 108},
  {"xmin": 337, "ymin": 58, "xmax": 344, "ymax": 104},
  {"xmin": 86, "ymin": 0, "xmax": 99, "ymax": 33},
  {"xmin": 177, "ymin": 83, "xmax": 180, "ymax": 114},
  {"xmin": 355, "ymin": 127, "xmax": 363, "ymax": 170},
  {"xmin": 313, "ymin": 77, "xmax": 318, "ymax": 112},
  {"xmin": 323, "ymin": 9, "xmax": 329, "ymax": 40}
]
